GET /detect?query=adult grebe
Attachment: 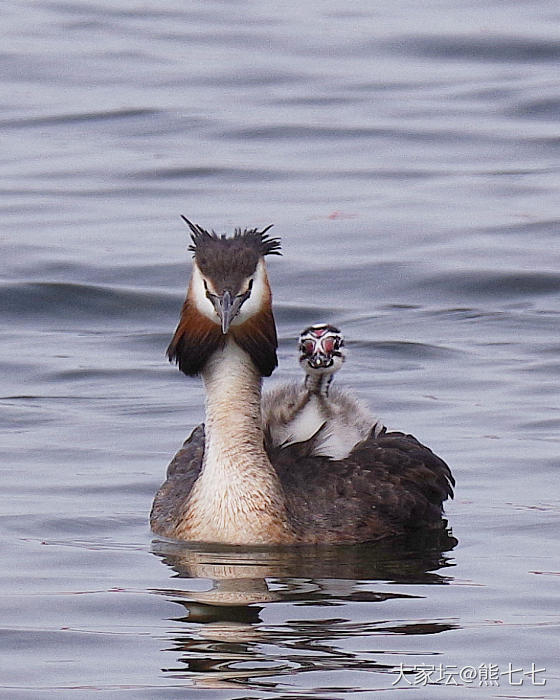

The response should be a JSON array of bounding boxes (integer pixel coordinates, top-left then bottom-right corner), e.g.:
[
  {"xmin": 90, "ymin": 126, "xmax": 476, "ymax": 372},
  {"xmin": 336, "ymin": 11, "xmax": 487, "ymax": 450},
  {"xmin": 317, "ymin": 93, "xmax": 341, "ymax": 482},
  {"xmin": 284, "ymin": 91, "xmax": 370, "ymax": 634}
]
[
  {"xmin": 263, "ymin": 324, "xmax": 382, "ymax": 460},
  {"xmin": 150, "ymin": 219, "xmax": 454, "ymax": 545}
]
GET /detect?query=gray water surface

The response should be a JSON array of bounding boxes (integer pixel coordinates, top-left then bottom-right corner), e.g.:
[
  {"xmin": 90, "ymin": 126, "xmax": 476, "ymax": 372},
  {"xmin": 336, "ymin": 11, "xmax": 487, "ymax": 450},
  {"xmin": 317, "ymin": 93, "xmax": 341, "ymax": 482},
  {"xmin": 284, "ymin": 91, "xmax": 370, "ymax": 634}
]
[{"xmin": 1, "ymin": 1, "xmax": 559, "ymax": 697}]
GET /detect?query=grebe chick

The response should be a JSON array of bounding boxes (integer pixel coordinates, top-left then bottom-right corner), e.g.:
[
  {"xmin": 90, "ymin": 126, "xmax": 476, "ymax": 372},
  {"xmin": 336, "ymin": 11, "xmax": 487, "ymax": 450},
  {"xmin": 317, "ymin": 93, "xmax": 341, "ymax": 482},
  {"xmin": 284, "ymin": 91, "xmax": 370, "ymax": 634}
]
[
  {"xmin": 300, "ymin": 323, "xmax": 346, "ymax": 397},
  {"xmin": 262, "ymin": 324, "xmax": 381, "ymax": 459},
  {"xmin": 150, "ymin": 218, "xmax": 454, "ymax": 545}
]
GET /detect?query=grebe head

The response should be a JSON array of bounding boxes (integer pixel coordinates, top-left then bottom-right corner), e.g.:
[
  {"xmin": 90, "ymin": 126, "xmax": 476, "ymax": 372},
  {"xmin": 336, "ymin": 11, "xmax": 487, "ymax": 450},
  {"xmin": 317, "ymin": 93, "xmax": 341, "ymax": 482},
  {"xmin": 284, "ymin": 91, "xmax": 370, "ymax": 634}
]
[
  {"xmin": 186, "ymin": 217, "xmax": 280, "ymax": 333},
  {"xmin": 167, "ymin": 217, "xmax": 281, "ymax": 377},
  {"xmin": 299, "ymin": 324, "xmax": 345, "ymax": 376}
]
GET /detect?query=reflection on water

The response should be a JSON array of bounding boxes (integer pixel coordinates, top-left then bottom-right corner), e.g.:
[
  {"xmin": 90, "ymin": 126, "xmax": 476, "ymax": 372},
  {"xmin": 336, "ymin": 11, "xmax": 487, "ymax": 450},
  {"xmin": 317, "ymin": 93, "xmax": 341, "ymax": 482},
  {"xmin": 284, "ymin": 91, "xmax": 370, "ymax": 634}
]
[
  {"xmin": 151, "ymin": 531, "xmax": 457, "ymax": 690},
  {"xmin": 153, "ymin": 529, "xmax": 458, "ymax": 601}
]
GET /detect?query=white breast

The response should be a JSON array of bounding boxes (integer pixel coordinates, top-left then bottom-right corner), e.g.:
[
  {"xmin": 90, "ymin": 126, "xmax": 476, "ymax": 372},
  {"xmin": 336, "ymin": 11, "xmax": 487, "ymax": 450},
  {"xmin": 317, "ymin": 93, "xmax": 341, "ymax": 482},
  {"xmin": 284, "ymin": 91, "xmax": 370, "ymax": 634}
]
[{"xmin": 282, "ymin": 398, "xmax": 325, "ymax": 446}]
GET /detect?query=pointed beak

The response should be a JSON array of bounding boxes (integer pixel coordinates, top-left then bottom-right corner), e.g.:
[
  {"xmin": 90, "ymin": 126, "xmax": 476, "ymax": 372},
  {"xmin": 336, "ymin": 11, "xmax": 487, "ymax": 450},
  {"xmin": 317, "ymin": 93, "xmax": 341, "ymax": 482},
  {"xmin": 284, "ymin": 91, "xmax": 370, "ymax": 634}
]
[
  {"xmin": 208, "ymin": 288, "xmax": 251, "ymax": 334},
  {"xmin": 308, "ymin": 352, "xmax": 333, "ymax": 369},
  {"xmin": 215, "ymin": 289, "xmax": 250, "ymax": 334},
  {"xmin": 218, "ymin": 290, "xmax": 234, "ymax": 334}
]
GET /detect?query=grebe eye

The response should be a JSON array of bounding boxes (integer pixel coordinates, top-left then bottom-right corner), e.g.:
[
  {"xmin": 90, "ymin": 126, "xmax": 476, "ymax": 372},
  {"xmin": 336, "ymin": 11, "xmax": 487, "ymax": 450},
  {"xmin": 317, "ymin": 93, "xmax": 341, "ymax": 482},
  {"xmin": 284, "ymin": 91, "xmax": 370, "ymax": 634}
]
[
  {"xmin": 301, "ymin": 339, "xmax": 315, "ymax": 355},
  {"xmin": 322, "ymin": 338, "xmax": 335, "ymax": 354},
  {"xmin": 203, "ymin": 279, "xmax": 218, "ymax": 300}
]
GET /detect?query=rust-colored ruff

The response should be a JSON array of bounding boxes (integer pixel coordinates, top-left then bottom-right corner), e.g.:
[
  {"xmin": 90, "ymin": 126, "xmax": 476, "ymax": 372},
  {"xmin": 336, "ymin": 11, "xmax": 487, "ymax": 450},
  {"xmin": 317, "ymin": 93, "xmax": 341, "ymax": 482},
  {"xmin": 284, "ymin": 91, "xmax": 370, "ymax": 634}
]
[
  {"xmin": 167, "ymin": 286, "xmax": 225, "ymax": 377},
  {"xmin": 168, "ymin": 275, "xmax": 278, "ymax": 378}
]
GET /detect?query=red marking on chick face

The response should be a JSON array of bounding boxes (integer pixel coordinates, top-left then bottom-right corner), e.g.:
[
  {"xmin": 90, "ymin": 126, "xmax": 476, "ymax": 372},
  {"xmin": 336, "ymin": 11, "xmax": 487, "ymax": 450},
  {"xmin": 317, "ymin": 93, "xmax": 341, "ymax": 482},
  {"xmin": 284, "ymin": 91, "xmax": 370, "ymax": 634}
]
[{"xmin": 302, "ymin": 339, "xmax": 315, "ymax": 355}]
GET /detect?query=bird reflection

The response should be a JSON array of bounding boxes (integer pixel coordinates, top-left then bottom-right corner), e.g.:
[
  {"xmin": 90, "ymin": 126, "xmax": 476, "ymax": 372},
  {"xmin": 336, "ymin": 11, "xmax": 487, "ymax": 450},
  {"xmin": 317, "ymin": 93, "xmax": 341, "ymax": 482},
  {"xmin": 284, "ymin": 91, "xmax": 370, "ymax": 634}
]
[{"xmin": 151, "ymin": 529, "xmax": 458, "ymax": 690}]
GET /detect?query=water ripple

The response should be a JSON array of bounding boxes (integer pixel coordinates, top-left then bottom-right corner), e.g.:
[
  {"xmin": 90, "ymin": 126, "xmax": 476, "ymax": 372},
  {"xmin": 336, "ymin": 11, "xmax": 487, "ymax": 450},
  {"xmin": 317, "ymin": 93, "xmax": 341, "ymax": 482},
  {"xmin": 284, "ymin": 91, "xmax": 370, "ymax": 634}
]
[
  {"xmin": 0, "ymin": 281, "xmax": 176, "ymax": 322},
  {"xmin": 0, "ymin": 108, "xmax": 160, "ymax": 130},
  {"xmin": 418, "ymin": 270, "xmax": 560, "ymax": 299},
  {"xmin": 394, "ymin": 34, "xmax": 560, "ymax": 63}
]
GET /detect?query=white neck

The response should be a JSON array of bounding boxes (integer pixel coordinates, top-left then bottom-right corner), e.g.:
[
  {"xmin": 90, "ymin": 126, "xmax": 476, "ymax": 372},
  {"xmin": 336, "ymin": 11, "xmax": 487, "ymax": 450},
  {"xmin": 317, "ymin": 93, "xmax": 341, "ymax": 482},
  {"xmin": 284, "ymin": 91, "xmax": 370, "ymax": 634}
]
[{"xmin": 177, "ymin": 339, "xmax": 295, "ymax": 544}]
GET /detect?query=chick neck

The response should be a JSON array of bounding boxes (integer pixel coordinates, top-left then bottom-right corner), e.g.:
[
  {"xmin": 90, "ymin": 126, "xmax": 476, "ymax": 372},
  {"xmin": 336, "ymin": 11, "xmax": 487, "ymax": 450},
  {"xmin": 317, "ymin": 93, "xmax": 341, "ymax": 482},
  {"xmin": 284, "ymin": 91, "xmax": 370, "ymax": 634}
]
[{"xmin": 304, "ymin": 369, "xmax": 334, "ymax": 398}]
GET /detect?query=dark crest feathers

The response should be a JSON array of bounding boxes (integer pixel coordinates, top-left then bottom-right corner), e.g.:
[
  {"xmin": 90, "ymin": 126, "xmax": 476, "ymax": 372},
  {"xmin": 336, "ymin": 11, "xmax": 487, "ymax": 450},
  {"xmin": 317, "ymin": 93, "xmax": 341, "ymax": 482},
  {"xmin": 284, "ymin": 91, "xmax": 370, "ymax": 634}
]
[{"xmin": 181, "ymin": 216, "xmax": 281, "ymax": 258}]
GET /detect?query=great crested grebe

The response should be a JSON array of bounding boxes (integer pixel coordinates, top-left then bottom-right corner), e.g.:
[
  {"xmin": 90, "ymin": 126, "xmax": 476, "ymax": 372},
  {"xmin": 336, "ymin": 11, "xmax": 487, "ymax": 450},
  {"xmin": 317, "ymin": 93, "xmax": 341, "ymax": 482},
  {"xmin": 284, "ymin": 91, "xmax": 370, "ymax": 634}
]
[
  {"xmin": 262, "ymin": 324, "xmax": 382, "ymax": 460},
  {"xmin": 150, "ymin": 219, "xmax": 454, "ymax": 545}
]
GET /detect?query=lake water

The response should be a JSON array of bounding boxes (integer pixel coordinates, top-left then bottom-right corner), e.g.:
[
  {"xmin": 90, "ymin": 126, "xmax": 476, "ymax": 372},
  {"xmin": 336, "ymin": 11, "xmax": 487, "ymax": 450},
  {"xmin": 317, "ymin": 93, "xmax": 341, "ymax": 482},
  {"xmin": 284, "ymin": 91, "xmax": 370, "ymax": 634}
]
[{"xmin": 1, "ymin": 0, "xmax": 559, "ymax": 697}]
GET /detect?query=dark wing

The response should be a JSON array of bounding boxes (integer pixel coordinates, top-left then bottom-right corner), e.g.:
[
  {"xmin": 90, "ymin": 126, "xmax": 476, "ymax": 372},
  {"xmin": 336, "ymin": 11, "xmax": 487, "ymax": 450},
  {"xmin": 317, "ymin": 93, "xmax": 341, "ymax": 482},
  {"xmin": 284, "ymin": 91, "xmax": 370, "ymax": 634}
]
[
  {"xmin": 150, "ymin": 424, "xmax": 205, "ymax": 537},
  {"xmin": 270, "ymin": 426, "xmax": 454, "ymax": 544}
]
